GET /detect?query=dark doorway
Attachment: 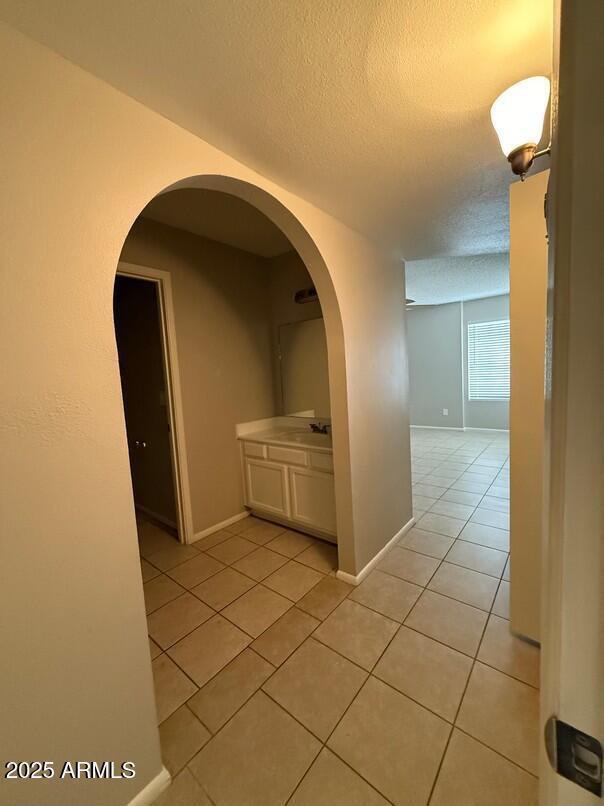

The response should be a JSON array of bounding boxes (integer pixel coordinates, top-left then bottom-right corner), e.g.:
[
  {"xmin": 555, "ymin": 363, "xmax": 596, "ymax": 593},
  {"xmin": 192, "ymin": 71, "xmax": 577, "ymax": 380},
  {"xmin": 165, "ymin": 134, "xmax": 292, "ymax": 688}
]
[{"xmin": 114, "ymin": 274, "xmax": 178, "ymax": 538}]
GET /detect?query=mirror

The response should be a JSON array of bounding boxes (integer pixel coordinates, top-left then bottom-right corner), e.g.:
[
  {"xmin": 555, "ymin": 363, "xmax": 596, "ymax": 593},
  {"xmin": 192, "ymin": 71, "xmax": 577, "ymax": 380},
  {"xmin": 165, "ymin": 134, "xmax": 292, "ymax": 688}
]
[{"xmin": 278, "ymin": 317, "xmax": 330, "ymax": 418}]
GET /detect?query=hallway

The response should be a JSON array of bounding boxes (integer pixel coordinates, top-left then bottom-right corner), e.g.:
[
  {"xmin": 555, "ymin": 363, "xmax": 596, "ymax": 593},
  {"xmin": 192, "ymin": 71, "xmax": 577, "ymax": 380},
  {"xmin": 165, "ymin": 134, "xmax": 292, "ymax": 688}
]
[{"xmin": 143, "ymin": 427, "xmax": 539, "ymax": 805}]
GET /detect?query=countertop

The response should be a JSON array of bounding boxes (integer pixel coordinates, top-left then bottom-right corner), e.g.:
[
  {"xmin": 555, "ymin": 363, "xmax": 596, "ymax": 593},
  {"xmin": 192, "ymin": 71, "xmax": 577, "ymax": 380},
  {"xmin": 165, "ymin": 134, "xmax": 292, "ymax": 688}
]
[{"xmin": 238, "ymin": 427, "xmax": 333, "ymax": 453}]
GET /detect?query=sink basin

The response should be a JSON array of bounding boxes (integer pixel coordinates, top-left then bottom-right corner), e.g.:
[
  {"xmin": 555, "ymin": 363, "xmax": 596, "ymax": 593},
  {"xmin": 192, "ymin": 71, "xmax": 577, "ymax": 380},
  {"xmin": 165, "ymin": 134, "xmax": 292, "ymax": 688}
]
[{"xmin": 272, "ymin": 429, "xmax": 332, "ymax": 447}]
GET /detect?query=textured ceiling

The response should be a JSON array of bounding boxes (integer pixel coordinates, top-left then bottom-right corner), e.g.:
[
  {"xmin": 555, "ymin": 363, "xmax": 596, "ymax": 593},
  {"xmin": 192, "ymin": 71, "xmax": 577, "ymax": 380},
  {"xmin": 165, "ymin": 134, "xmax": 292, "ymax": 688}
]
[
  {"xmin": 141, "ymin": 189, "xmax": 293, "ymax": 258},
  {"xmin": 0, "ymin": 0, "xmax": 552, "ymax": 259},
  {"xmin": 405, "ymin": 252, "xmax": 509, "ymax": 304}
]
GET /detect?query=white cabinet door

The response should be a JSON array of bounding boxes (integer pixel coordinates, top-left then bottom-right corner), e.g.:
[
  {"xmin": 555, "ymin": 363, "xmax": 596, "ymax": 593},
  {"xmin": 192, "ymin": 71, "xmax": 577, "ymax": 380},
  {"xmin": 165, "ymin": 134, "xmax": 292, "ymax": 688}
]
[
  {"xmin": 289, "ymin": 467, "xmax": 337, "ymax": 535},
  {"xmin": 245, "ymin": 459, "xmax": 290, "ymax": 517}
]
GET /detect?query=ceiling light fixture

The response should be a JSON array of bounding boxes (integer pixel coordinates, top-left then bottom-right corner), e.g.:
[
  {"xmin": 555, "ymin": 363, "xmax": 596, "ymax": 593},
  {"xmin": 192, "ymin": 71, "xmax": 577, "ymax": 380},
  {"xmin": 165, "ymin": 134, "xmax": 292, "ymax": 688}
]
[{"xmin": 491, "ymin": 76, "xmax": 551, "ymax": 180}]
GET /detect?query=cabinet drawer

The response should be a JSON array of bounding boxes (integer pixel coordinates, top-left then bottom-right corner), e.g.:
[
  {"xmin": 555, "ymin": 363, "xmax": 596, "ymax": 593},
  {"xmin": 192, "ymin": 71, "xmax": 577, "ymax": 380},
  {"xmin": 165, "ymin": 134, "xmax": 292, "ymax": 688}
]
[
  {"xmin": 309, "ymin": 451, "xmax": 333, "ymax": 473},
  {"xmin": 244, "ymin": 441, "xmax": 267, "ymax": 459},
  {"xmin": 267, "ymin": 445, "xmax": 308, "ymax": 466}
]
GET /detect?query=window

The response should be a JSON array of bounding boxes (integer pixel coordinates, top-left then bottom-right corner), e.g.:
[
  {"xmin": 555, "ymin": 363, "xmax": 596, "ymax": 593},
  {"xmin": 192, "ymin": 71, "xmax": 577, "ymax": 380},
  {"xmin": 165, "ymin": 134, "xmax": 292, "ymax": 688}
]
[{"xmin": 467, "ymin": 319, "xmax": 510, "ymax": 401}]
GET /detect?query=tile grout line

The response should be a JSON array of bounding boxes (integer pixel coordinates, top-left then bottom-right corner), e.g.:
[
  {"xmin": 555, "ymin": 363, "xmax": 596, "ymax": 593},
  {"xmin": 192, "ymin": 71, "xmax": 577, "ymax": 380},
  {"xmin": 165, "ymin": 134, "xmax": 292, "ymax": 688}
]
[
  {"xmin": 295, "ymin": 550, "xmax": 455, "ymax": 803},
  {"xmin": 153, "ymin": 570, "xmax": 336, "ymax": 724},
  {"xmin": 452, "ymin": 724, "xmax": 539, "ymax": 779},
  {"xmin": 177, "ymin": 571, "xmax": 482, "ymax": 803},
  {"xmin": 148, "ymin": 539, "xmax": 334, "ymax": 646},
  {"xmin": 158, "ymin": 434, "xmax": 514, "ymax": 801},
  {"xmin": 409, "ymin": 432, "xmax": 527, "ymax": 802},
  {"xmin": 426, "ymin": 519, "xmax": 519, "ymax": 803},
  {"xmin": 149, "ymin": 532, "xmax": 337, "ymax": 732},
  {"xmin": 387, "ymin": 440, "xmax": 511, "ymax": 799}
]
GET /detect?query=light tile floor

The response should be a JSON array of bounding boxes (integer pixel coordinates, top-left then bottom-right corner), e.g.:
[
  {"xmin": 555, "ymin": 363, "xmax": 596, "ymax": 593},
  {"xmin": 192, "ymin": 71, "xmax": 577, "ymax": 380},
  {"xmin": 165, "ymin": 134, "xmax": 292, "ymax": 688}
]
[{"xmin": 141, "ymin": 426, "xmax": 539, "ymax": 805}]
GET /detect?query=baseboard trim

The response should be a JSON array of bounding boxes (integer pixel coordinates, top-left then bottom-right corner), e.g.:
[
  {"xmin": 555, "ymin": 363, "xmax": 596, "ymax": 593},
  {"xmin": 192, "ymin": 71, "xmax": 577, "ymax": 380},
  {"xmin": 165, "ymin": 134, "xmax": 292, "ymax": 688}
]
[
  {"xmin": 136, "ymin": 505, "xmax": 177, "ymax": 531},
  {"xmin": 336, "ymin": 516, "xmax": 416, "ymax": 586},
  {"xmin": 510, "ymin": 628, "xmax": 541, "ymax": 648},
  {"xmin": 410, "ymin": 424, "xmax": 465, "ymax": 431},
  {"xmin": 248, "ymin": 508, "xmax": 337, "ymax": 545},
  {"xmin": 127, "ymin": 766, "xmax": 170, "ymax": 806},
  {"xmin": 462, "ymin": 427, "xmax": 509, "ymax": 433},
  {"xmin": 193, "ymin": 510, "xmax": 250, "ymax": 542},
  {"xmin": 410, "ymin": 425, "xmax": 509, "ymax": 434}
]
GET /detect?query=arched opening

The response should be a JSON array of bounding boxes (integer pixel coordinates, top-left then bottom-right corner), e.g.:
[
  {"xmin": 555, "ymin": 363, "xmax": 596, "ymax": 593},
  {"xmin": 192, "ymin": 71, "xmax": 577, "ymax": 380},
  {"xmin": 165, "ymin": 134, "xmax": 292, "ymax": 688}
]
[
  {"xmin": 114, "ymin": 176, "xmax": 348, "ymax": 540},
  {"xmin": 112, "ymin": 174, "xmax": 354, "ymax": 778},
  {"xmin": 113, "ymin": 174, "xmax": 352, "ymax": 547}
]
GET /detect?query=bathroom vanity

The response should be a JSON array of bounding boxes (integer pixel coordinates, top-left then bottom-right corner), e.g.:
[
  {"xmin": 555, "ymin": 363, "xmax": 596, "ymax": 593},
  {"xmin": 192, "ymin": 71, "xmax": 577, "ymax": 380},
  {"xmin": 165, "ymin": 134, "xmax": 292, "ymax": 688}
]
[{"xmin": 237, "ymin": 417, "xmax": 336, "ymax": 543}]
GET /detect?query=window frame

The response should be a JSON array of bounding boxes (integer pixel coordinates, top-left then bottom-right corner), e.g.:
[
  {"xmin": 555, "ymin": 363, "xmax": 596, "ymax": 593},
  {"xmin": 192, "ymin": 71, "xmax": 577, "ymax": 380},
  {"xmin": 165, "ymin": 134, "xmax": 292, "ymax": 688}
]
[{"xmin": 466, "ymin": 317, "xmax": 510, "ymax": 402}]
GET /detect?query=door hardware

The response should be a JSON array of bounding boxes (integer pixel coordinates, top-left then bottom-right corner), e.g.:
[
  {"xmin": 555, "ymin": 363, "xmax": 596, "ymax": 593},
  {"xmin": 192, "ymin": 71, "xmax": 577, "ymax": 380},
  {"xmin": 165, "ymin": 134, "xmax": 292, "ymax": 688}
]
[{"xmin": 545, "ymin": 716, "xmax": 602, "ymax": 796}]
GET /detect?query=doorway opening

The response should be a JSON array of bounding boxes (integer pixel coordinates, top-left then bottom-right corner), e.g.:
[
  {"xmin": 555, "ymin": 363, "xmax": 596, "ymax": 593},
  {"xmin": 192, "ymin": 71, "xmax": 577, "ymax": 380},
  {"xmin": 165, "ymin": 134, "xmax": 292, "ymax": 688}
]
[{"xmin": 114, "ymin": 267, "xmax": 191, "ymax": 545}]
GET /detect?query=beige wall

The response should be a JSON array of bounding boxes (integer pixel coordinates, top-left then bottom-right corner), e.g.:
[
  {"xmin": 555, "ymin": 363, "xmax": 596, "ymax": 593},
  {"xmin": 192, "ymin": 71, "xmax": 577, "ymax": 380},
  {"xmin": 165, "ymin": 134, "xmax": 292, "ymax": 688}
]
[
  {"xmin": 267, "ymin": 250, "xmax": 326, "ymax": 414},
  {"xmin": 121, "ymin": 217, "xmax": 276, "ymax": 535},
  {"xmin": 407, "ymin": 303, "xmax": 464, "ymax": 428},
  {"xmin": 279, "ymin": 318, "xmax": 330, "ymax": 418},
  {"xmin": 0, "ymin": 22, "xmax": 411, "ymax": 806},
  {"xmin": 509, "ymin": 170, "xmax": 549, "ymax": 644},
  {"xmin": 407, "ymin": 295, "xmax": 510, "ymax": 430}
]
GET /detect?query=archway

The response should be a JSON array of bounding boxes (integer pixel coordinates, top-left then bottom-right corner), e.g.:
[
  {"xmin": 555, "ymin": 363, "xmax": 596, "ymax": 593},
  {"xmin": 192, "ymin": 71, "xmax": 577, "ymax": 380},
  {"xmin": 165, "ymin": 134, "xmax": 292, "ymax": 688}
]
[
  {"xmin": 114, "ymin": 174, "xmax": 359, "ymax": 794},
  {"xmin": 2, "ymin": 32, "xmax": 414, "ymax": 806},
  {"xmin": 115, "ymin": 174, "xmax": 355, "ymax": 571}
]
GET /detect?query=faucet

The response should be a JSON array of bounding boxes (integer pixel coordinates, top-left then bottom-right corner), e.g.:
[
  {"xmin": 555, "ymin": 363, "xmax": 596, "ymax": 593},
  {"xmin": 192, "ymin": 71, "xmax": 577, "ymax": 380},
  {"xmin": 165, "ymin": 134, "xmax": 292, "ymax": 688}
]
[{"xmin": 310, "ymin": 422, "xmax": 330, "ymax": 435}]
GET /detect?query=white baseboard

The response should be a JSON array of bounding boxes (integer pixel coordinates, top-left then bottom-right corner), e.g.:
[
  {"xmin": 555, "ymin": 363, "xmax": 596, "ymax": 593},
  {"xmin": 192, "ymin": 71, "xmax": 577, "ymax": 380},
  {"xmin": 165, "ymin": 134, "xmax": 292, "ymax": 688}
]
[
  {"xmin": 410, "ymin": 424, "xmax": 464, "ymax": 431},
  {"xmin": 510, "ymin": 628, "xmax": 541, "ymax": 648},
  {"xmin": 193, "ymin": 510, "xmax": 250, "ymax": 542},
  {"xmin": 410, "ymin": 425, "xmax": 509, "ymax": 434},
  {"xmin": 248, "ymin": 508, "xmax": 337, "ymax": 545},
  {"xmin": 336, "ymin": 516, "xmax": 415, "ymax": 586},
  {"xmin": 462, "ymin": 427, "xmax": 509, "ymax": 433},
  {"xmin": 128, "ymin": 766, "xmax": 170, "ymax": 806},
  {"xmin": 136, "ymin": 505, "xmax": 177, "ymax": 531}
]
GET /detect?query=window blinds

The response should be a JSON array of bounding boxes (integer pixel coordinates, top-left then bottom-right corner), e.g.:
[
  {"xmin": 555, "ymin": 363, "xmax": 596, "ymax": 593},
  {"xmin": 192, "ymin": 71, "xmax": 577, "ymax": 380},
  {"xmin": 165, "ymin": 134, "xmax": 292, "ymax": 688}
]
[{"xmin": 467, "ymin": 319, "xmax": 510, "ymax": 401}]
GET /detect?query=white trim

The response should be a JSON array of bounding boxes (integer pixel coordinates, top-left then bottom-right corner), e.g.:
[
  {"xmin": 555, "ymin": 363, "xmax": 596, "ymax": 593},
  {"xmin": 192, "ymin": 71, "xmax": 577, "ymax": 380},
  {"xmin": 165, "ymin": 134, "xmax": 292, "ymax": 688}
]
[
  {"xmin": 462, "ymin": 427, "xmax": 509, "ymax": 434},
  {"xmin": 247, "ymin": 509, "xmax": 337, "ymax": 544},
  {"xmin": 410, "ymin": 425, "xmax": 509, "ymax": 434},
  {"xmin": 135, "ymin": 504, "xmax": 177, "ymax": 531},
  {"xmin": 409, "ymin": 424, "xmax": 510, "ymax": 434},
  {"xmin": 336, "ymin": 516, "xmax": 415, "ymax": 586},
  {"xmin": 409, "ymin": 425, "xmax": 465, "ymax": 431},
  {"xmin": 127, "ymin": 767, "xmax": 170, "ymax": 806},
  {"xmin": 117, "ymin": 262, "xmax": 194, "ymax": 545},
  {"xmin": 193, "ymin": 511, "xmax": 250, "ymax": 542},
  {"xmin": 510, "ymin": 628, "xmax": 541, "ymax": 649}
]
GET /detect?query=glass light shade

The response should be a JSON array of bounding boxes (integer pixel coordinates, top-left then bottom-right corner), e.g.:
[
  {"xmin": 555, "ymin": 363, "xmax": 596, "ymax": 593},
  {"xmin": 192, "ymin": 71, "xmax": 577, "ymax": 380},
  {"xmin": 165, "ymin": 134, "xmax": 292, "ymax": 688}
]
[{"xmin": 490, "ymin": 76, "xmax": 550, "ymax": 157}]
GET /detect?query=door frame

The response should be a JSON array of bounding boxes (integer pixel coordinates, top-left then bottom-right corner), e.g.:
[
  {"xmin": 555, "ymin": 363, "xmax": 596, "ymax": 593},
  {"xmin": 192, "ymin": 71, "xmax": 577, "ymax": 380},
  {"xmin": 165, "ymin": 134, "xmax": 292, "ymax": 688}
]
[
  {"xmin": 539, "ymin": 2, "xmax": 604, "ymax": 802},
  {"xmin": 116, "ymin": 260, "xmax": 194, "ymax": 544}
]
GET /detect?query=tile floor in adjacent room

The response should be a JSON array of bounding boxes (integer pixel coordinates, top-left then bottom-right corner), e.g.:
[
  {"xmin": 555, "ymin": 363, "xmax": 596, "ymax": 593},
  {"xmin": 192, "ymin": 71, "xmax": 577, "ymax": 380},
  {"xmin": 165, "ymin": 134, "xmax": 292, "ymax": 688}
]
[{"xmin": 142, "ymin": 426, "xmax": 539, "ymax": 805}]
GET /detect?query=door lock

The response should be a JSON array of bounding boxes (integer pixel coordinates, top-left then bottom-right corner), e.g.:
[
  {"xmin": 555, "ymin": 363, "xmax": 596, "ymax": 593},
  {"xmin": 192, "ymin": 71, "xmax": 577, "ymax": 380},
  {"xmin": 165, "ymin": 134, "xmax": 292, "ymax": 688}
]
[{"xmin": 545, "ymin": 716, "xmax": 603, "ymax": 796}]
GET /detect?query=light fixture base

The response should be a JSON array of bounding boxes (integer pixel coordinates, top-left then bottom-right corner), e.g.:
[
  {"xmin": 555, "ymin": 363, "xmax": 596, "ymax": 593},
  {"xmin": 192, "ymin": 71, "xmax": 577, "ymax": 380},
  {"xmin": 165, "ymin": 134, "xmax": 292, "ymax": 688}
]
[{"xmin": 508, "ymin": 143, "xmax": 537, "ymax": 179}]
